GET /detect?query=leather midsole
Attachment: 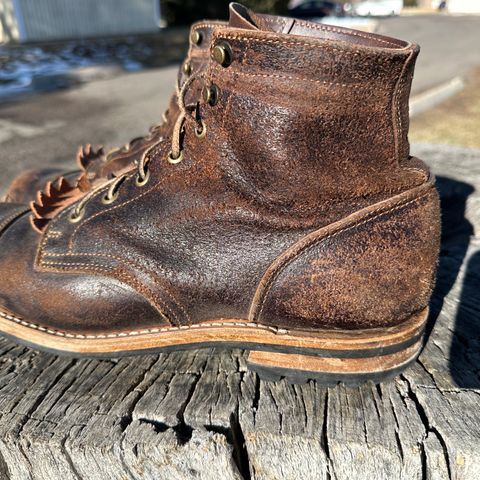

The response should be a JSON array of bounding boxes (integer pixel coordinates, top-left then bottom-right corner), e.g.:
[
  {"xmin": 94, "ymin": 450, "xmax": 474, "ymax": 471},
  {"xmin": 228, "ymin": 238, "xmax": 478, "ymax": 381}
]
[{"xmin": 0, "ymin": 308, "xmax": 428, "ymax": 357}]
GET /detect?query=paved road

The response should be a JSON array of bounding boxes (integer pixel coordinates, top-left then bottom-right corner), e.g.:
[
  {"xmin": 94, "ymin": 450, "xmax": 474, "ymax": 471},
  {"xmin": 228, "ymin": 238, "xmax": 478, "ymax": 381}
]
[
  {"xmin": 1, "ymin": 14, "xmax": 479, "ymax": 196},
  {"xmin": 0, "ymin": 66, "xmax": 179, "ymax": 196},
  {"xmin": 377, "ymin": 14, "xmax": 480, "ymax": 93}
]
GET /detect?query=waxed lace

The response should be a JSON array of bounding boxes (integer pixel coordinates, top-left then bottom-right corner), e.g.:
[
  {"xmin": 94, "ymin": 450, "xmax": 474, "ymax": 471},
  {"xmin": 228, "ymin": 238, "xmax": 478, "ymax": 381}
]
[{"xmin": 69, "ymin": 72, "xmax": 203, "ymax": 222}]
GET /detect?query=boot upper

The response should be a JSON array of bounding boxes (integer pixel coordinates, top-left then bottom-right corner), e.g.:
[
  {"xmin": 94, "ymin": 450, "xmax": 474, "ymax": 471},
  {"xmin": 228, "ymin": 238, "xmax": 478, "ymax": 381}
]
[{"xmin": 0, "ymin": 5, "xmax": 440, "ymax": 337}]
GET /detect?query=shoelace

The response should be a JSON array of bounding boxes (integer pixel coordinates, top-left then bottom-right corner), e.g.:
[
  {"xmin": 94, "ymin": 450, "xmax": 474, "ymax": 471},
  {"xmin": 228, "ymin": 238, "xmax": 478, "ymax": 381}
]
[
  {"xmin": 68, "ymin": 72, "xmax": 204, "ymax": 224},
  {"xmin": 167, "ymin": 73, "xmax": 202, "ymax": 164}
]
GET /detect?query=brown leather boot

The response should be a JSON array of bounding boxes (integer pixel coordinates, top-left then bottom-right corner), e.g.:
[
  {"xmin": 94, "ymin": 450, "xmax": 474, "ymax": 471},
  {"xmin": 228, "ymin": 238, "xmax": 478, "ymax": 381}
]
[
  {"xmin": 0, "ymin": 3, "xmax": 440, "ymax": 385},
  {"xmin": 3, "ymin": 20, "xmax": 225, "ymax": 207}
]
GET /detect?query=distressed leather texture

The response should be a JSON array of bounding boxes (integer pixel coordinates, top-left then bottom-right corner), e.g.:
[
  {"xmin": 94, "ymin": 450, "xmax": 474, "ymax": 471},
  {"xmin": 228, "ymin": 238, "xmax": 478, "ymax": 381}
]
[
  {"xmin": 0, "ymin": 3, "xmax": 440, "ymax": 336},
  {"xmin": 252, "ymin": 182, "xmax": 440, "ymax": 329}
]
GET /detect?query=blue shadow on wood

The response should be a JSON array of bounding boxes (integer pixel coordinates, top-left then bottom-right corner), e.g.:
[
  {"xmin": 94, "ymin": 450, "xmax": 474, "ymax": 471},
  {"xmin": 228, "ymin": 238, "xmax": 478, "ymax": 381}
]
[{"xmin": 426, "ymin": 175, "xmax": 478, "ymax": 387}]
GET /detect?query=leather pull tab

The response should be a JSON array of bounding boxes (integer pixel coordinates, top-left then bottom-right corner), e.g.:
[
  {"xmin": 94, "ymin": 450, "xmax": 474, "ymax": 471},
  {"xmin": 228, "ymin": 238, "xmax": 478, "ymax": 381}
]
[{"xmin": 228, "ymin": 3, "xmax": 259, "ymax": 30}]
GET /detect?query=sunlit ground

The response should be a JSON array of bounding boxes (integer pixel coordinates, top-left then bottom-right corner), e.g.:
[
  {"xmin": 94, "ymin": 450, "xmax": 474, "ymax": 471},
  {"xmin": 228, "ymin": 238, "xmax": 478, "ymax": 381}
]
[{"xmin": 411, "ymin": 68, "xmax": 480, "ymax": 149}]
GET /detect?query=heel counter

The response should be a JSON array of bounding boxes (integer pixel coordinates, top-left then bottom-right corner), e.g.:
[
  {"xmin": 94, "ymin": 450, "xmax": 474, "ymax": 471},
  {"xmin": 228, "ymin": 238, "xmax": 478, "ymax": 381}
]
[{"xmin": 251, "ymin": 182, "xmax": 440, "ymax": 331}]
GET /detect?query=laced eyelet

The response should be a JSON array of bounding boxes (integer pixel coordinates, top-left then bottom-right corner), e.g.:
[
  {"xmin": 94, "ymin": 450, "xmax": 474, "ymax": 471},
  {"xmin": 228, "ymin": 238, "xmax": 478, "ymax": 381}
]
[
  {"xmin": 68, "ymin": 208, "xmax": 85, "ymax": 224},
  {"xmin": 212, "ymin": 41, "xmax": 233, "ymax": 67},
  {"xmin": 183, "ymin": 62, "xmax": 192, "ymax": 76},
  {"xmin": 195, "ymin": 120, "xmax": 207, "ymax": 139},
  {"xmin": 191, "ymin": 31, "xmax": 202, "ymax": 45},
  {"xmin": 202, "ymin": 84, "xmax": 219, "ymax": 106},
  {"xmin": 101, "ymin": 191, "xmax": 119, "ymax": 205},
  {"xmin": 135, "ymin": 167, "xmax": 150, "ymax": 187},
  {"xmin": 167, "ymin": 150, "xmax": 184, "ymax": 165}
]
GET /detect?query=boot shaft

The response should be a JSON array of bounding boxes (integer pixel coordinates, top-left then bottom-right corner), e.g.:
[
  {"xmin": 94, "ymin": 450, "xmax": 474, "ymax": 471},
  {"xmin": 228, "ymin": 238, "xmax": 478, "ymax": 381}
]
[{"xmin": 190, "ymin": 5, "xmax": 423, "ymax": 216}]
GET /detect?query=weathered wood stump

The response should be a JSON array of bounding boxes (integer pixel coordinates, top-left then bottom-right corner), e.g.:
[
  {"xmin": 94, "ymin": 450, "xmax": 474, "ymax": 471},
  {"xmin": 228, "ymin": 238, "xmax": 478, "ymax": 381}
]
[{"xmin": 0, "ymin": 143, "xmax": 478, "ymax": 480}]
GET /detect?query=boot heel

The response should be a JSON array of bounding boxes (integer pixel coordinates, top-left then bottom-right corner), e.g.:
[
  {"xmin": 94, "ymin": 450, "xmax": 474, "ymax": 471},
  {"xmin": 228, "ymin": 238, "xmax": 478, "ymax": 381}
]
[{"xmin": 246, "ymin": 309, "xmax": 427, "ymax": 385}]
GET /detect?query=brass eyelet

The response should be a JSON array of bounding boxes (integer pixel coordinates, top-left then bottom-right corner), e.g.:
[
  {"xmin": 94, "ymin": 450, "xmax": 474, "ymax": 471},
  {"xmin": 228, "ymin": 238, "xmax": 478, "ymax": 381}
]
[
  {"xmin": 202, "ymin": 84, "xmax": 219, "ymax": 106},
  {"xmin": 212, "ymin": 41, "xmax": 233, "ymax": 67},
  {"xmin": 191, "ymin": 31, "xmax": 202, "ymax": 45},
  {"xmin": 101, "ymin": 191, "xmax": 119, "ymax": 205},
  {"xmin": 167, "ymin": 150, "xmax": 184, "ymax": 165},
  {"xmin": 183, "ymin": 62, "xmax": 192, "ymax": 76},
  {"xmin": 195, "ymin": 120, "xmax": 207, "ymax": 139},
  {"xmin": 68, "ymin": 209, "xmax": 84, "ymax": 224},
  {"xmin": 135, "ymin": 168, "xmax": 150, "ymax": 187}
]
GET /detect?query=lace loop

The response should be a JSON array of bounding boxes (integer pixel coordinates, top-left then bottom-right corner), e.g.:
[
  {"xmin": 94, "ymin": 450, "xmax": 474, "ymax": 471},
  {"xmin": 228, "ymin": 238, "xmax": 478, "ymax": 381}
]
[{"xmin": 68, "ymin": 69, "xmax": 206, "ymax": 224}]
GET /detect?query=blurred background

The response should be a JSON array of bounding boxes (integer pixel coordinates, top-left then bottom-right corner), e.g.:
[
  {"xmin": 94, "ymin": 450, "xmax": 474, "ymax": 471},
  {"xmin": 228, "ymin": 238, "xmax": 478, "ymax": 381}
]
[{"xmin": 0, "ymin": 0, "xmax": 479, "ymax": 186}]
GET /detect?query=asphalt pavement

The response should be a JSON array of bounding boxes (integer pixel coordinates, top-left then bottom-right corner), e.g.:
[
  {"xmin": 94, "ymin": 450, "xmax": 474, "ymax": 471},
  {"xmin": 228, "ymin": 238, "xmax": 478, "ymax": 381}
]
[
  {"xmin": 377, "ymin": 14, "xmax": 480, "ymax": 94},
  {"xmin": 1, "ymin": 14, "xmax": 479, "ymax": 196}
]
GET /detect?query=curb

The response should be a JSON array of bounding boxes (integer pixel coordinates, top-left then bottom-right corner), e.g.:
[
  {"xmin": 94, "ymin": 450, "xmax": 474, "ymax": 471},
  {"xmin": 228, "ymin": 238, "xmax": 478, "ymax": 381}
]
[{"xmin": 410, "ymin": 76, "xmax": 465, "ymax": 117}]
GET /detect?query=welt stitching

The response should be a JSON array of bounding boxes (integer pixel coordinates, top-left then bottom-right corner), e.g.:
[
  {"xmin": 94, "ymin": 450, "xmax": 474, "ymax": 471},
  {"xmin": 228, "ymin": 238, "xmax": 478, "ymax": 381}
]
[
  {"xmin": 0, "ymin": 309, "xmax": 283, "ymax": 339},
  {"xmin": 255, "ymin": 189, "xmax": 432, "ymax": 321},
  {"xmin": 42, "ymin": 251, "xmax": 191, "ymax": 324},
  {"xmin": 40, "ymin": 260, "xmax": 178, "ymax": 326}
]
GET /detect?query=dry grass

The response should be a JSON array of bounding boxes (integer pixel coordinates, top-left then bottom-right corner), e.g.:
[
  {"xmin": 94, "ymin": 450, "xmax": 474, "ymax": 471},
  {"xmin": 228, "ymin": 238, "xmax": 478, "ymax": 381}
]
[{"xmin": 410, "ymin": 69, "xmax": 480, "ymax": 149}]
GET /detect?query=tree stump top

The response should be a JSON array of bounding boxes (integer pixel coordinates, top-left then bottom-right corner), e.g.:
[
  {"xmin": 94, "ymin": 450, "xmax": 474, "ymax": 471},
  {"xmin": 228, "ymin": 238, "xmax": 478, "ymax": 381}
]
[{"xmin": 0, "ymin": 143, "xmax": 479, "ymax": 480}]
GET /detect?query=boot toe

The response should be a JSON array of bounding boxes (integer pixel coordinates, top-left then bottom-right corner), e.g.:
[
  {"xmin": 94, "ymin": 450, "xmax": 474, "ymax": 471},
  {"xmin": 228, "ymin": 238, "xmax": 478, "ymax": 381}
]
[{"xmin": 0, "ymin": 214, "xmax": 161, "ymax": 345}]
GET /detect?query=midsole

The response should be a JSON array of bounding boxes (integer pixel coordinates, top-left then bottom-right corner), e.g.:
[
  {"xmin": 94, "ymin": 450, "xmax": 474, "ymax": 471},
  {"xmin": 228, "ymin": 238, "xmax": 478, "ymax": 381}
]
[{"xmin": 0, "ymin": 307, "xmax": 428, "ymax": 358}]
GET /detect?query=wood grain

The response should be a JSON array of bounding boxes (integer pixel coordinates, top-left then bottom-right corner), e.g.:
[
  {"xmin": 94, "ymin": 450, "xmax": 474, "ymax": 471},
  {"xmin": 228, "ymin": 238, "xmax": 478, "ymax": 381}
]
[{"xmin": 0, "ymin": 143, "xmax": 478, "ymax": 479}]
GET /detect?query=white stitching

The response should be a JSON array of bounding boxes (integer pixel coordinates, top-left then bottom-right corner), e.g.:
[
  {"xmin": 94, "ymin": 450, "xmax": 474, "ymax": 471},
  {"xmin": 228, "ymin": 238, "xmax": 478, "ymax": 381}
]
[
  {"xmin": 213, "ymin": 63, "xmax": 365, "ymax": 88},
  {"xmin": 0, "ymin": 310, "xmax": 283, "ymax": 339},
  {"xmin": 191, "ymin": 21, "xmax": 226, "ymax": 31},
  {"xmin": 214, "ymin": 32, "xmax": 396, "ymax": 57},
  {"xmin": 291, "ymin": 21, "xmax": 402, "ymax": 48}
]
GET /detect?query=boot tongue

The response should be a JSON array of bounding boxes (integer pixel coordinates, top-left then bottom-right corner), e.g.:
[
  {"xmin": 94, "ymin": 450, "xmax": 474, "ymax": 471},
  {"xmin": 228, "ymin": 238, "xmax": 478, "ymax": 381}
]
[
  {"xmin": 228, "ymin": 3, "xmax": 260, "ymax": 30},
  {"xmin": 228, "ymin": 2, "xmax": 294, "ymax": 33},
  {"xmin": 228, "ymin": 2, "xmax": 405, "ymax": 48}
]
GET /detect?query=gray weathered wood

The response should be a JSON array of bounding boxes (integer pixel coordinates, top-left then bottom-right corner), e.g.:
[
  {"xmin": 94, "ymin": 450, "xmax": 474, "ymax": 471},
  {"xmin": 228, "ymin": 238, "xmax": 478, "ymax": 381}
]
[{"xmin": 0, "ymin": 143, "xmax": 478, "ymax": 480}]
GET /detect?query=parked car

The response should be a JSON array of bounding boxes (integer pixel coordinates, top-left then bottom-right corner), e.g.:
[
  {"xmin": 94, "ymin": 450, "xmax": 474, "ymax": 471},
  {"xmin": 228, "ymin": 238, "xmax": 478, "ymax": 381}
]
[
  {"xmin": 353, "ymin": 0, "xmax": 403, "ymax": 16},
  {"xmin": 431, "ymin": 0, "xmax": 447, "ymax": 10},
  {"xmin": 288, "ymin": 1, "xmax": 345, "ymax": 19}
]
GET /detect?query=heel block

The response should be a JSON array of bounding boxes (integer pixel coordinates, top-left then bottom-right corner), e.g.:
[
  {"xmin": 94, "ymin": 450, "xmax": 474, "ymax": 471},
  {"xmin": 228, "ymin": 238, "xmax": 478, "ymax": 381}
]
[{"xmin": 246, "ymin": 308, "xmax": 427, "ymax": 385}]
